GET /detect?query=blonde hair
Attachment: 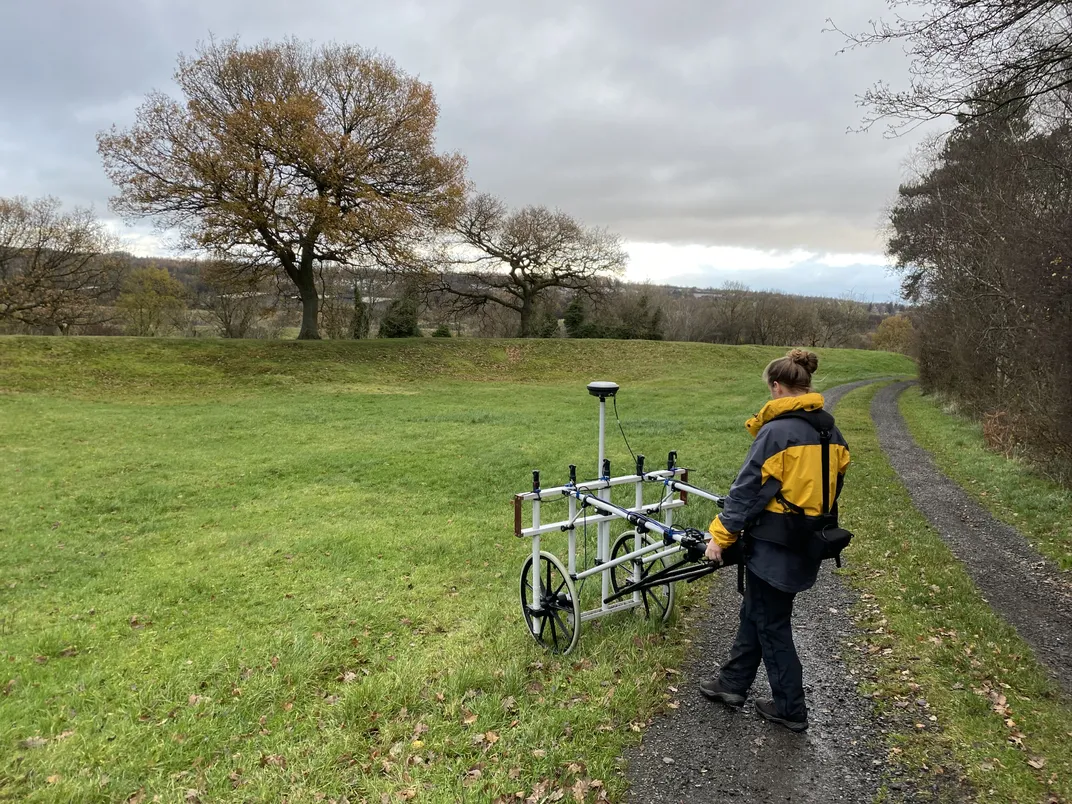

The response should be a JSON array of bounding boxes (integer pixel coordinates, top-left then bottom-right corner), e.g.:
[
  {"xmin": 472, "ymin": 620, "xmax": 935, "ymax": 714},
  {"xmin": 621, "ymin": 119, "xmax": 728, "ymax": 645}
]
[{"xmin": 763, "ymin": 348, "xmax": 818, "ymax": 393}]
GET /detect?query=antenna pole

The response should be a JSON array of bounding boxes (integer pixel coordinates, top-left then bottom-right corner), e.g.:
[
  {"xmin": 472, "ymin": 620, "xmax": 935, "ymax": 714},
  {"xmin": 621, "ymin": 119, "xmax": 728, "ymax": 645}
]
[{"xmin": 587, "ymin": 381, "xmax": 620, "ymax": 476}]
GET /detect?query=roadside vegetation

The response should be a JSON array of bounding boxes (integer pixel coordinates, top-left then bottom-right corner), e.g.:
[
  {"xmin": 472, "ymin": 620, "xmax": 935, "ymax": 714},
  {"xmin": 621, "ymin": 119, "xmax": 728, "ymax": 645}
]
[
  {"xmin": 899, "ymin": 387, "xmax": 1072, "ymax": 571},
  {"xmin": 837, "ymin": 383, "xmax": 1072, "ymax": 804}
]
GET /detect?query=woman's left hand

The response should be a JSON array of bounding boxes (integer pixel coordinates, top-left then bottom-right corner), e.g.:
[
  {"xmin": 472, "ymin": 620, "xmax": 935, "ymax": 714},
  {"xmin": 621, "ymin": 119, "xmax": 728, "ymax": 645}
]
[{"xmin": 704, "ymin": 539, "xmax": 723, "ymax": 563}]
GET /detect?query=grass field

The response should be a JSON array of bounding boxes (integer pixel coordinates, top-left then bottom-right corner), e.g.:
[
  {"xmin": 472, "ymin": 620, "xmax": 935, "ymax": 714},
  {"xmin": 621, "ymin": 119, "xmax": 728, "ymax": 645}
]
[
  {"xmin": 837, "ymin": 383, "xmax": 1072, "ymax": 804},
  {"xmin": 0, "ymin": 337, "xmax": 913, "ymax": 803}
]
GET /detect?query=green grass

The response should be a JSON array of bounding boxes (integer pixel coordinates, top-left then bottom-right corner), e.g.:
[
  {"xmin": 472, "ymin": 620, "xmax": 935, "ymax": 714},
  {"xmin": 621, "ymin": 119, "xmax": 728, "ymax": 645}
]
[
  {"xmin": 0, "ymin": 337, "xmax": 912, "ymax": 802},
  {"xmin": 837, "ymin": 383, "xmax": 1072, "ymax": 804},
  {"xmin": 899, "ymin": 386, "xmax": 1072, "ymax": 571}
]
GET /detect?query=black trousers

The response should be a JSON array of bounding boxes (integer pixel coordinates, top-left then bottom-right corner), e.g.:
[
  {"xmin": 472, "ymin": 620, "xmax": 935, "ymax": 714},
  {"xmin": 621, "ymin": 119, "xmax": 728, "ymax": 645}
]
[{"xmin": 717, "ymin": 569, "xmax": 806, "ymax": 721}]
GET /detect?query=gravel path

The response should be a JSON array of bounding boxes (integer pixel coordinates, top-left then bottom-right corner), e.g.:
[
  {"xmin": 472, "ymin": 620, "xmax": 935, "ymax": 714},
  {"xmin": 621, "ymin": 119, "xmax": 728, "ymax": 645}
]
[
  {"xmin": 623, "ymin": 379, "xmax": 890, "ymax": 803},
  {"xmin": 872, "ymin": 381, "xmax": 1072, "ymax": 695}
]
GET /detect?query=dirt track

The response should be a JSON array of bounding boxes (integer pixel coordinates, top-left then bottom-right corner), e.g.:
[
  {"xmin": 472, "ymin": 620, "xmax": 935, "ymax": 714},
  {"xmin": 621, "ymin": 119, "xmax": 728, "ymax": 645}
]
[
  {"xmin": 872, "ymin": 381, "xmax": 1072, "ymax": 696},
  {"xmin": 624, "ymin": 380, "xmax": 889, "ymax": 803}
]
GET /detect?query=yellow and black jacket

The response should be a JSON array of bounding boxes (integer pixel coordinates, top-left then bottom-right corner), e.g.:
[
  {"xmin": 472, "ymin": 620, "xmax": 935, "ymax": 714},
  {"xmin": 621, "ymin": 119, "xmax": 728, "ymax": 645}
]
[{"xmin": 708, "ymin": 393, "xmax": 850, "ymax": 592}]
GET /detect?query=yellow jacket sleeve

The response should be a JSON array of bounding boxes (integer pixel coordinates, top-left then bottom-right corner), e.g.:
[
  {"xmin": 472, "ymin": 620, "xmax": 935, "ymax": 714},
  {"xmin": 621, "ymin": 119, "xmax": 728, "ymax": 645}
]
[{"xmin": 708, "ymin": 514, "xmax": 739, "ymax": 548}]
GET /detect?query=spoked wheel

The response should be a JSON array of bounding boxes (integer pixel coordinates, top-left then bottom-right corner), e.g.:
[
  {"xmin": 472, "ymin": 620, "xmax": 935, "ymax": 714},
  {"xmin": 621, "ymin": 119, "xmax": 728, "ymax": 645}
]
[
  {"xmin": 520, "ymin": 551, "xmax": 581, "ymax": 654},
  {"xmin": 609, "ymin": 530, "xmax": 676, "ymax": 623}
]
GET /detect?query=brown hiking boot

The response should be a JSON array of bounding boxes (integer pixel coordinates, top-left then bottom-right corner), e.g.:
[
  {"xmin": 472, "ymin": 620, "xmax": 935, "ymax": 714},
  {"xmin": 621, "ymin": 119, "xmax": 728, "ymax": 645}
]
[{"xmin": 754, "ymin": 698, "xmax": 808, "ymax": 732}]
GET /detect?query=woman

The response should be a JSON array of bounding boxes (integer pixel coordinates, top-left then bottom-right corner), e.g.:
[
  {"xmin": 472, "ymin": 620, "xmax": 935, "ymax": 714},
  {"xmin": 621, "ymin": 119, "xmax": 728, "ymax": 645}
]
[{"xmin": 699, "ymin": 348, "xmax": 850, "ymax": 732}]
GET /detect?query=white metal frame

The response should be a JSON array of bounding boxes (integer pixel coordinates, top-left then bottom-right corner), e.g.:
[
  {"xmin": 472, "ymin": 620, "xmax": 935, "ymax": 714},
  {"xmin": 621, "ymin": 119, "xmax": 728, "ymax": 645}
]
[{"xmin": 513, "ymin": 382, "xmax": 726, "ymax": 653}]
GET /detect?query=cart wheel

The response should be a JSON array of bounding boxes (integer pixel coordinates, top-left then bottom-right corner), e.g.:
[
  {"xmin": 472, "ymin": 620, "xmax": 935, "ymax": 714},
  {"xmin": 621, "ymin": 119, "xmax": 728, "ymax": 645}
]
[
  {"xmin": 609, "ymin": 530, "xmax": 676, "ymax": 623},
  {"xmin": 520, "ymin": 551, "xmax": 581, "ymax": 654}
]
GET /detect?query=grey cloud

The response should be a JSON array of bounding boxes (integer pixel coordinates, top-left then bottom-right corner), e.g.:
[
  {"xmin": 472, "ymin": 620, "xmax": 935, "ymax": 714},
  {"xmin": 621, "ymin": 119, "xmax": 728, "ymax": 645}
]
[{"xmin": 0, "ymin": 0, "xmax": 921, "ymax": 256}]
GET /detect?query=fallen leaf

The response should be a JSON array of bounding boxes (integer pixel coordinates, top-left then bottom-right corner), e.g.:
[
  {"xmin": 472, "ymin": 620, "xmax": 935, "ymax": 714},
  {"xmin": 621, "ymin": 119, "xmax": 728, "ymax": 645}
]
[
  {"xmin": 485, "ymin": 731, "xmax": 500, "ymax": 745},
  {"xmin": 19, "ymin": 736, "xmax": 48, "ymax": 749},
  {"xmin": 125, "ymin": 791, "xmax": 146, "ymax": 804},
  {"xmin": 46, "ymin": 775, "xmax": 61, "ymax": 784},
  {"xmin": 184, "ymin": 790, "xmax": 201, "ymax": 803},
  {"xmin": 55, "ymin": 730, "xmax": 75, "ymax": 741},
  {"xmin": 463, "ymin": 767, "xmax": 483, "ymax": 786},
  {"xmin": 462, "ymin": 711, "xmax": 478, "ymax": 725},
  {"xmin": 1027, "ymin": 756, "xmax": 1047, "ymax": 769}
]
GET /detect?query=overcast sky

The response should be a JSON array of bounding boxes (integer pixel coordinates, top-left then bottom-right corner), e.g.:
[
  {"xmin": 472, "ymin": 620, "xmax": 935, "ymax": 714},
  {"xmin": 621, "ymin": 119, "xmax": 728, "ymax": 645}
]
[{"xmin": 0, "ymin": 0, "xmax": 925, "ymax": 300}]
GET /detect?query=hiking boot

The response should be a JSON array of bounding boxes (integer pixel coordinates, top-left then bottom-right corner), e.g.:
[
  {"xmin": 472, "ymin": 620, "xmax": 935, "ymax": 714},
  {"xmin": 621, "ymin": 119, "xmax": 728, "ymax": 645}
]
[
  {"xmin": 754, "ymin": 698, "xmax": 808, "ymax": 732},
  {"xmin": 698, "ymin": 677, "xmax": 745, "ymax": 706}
]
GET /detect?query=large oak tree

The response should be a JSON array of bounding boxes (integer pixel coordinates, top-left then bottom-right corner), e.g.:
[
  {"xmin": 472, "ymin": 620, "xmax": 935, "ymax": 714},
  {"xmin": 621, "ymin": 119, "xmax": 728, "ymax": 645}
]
[{"xmin": 98, "ymin": 37, "xmax": 467, "ymax": 339}]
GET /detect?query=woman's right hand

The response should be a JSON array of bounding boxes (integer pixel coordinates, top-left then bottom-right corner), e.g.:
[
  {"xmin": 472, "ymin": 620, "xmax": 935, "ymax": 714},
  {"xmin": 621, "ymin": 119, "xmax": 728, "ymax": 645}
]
[{"xmin": 704, "ymin": 539, "xmax": 724, "ymax": 564}]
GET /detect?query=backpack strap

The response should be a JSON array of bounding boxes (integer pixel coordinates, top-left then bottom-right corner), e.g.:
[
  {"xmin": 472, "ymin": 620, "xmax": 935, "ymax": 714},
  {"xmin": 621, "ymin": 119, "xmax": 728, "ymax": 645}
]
[
  {"xmin": 768, "ymin": 410, "xmax": 835, "ymax": 517},
  {"xmin": 819, "ymin": 426, "xmax": 831, "ymax": 516}
]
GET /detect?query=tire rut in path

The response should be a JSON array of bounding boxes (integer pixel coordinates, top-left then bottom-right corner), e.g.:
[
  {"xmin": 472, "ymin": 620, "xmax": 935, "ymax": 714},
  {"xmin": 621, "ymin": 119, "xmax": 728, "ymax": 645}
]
[
  {"xmin": 623, "ymin": 379, "xmax": 889, "ymax": 803},
  {"xmin": 872, "ymin": 381, "xmax": 1072, "ymax": 696}
]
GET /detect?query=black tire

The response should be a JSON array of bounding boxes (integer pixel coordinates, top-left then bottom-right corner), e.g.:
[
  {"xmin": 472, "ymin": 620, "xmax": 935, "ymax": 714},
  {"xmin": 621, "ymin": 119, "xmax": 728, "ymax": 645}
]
[
  {"xmin": 609, "ymin": 530, "xmax": 676, "ymax": 623},
  {"xmin": 520, "ymin": 551, "xmax": 581, "ymax": 654}
]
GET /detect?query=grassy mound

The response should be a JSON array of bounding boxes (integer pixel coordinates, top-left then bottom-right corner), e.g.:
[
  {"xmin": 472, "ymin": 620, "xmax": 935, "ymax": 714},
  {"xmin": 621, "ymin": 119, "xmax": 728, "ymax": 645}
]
[{"xmin": 0, "ymin": 337, "xmax": 913, "ymax": 801}]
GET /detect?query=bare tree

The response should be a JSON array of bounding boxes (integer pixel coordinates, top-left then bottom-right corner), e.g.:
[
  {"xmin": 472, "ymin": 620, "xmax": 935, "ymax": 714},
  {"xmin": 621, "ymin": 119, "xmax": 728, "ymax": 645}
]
[
  {"xmin": 202, "ymin": 259, "xmax": 278, "ymax": 338},
  {"xmin": 98, "ymin": 37, "xmax": 467, "ymax": 339},
  {"xmin": 813, "ymin": 297, "xmax": 870, "ymax": 347},
  {"xmin": 836, "ymin": 1, "xmax": 1072, "ymax": 133},
  {"xmin": 433, "ymin": 194, "xmax": 626, "ymax": 337},
  {"xmin": 0, "ymin": 196, "xmax": 123, "ymax": 333}
]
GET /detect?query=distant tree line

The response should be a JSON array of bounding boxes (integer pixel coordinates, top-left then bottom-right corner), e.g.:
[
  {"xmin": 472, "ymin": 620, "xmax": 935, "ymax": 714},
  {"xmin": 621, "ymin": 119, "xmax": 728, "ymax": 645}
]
[{"xmin": 0, "ymin": 228, "xmax": 909, "ymax": 350}]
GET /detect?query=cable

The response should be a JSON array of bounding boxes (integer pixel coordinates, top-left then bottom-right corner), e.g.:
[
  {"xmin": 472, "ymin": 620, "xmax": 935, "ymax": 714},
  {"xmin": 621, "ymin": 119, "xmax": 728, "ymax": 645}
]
[{"xmin": 612, "ymin": 394, "xmax": 637, "ymax": 465}]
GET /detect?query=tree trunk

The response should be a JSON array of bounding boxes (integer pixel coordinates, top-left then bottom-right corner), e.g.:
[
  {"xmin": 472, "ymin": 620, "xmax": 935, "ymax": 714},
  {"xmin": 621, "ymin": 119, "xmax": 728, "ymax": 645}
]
[
  {"xmin": 518, "ymin": 295, "xmax": 533, "ymax": 338},
  {"xmin": 298, "ymin": 292, "xmax": 320, "ymax": 339},
  {"xmin": 295, "ymin": 246, "xmax": 321, "ymax": 340}
]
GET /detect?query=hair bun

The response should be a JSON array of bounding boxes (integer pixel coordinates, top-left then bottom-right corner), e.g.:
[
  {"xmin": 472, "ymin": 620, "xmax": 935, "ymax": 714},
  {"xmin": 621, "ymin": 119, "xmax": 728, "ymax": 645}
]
[{"xmin": 786, "ymin": 348, "xmax": 818, "ymax": 375}]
